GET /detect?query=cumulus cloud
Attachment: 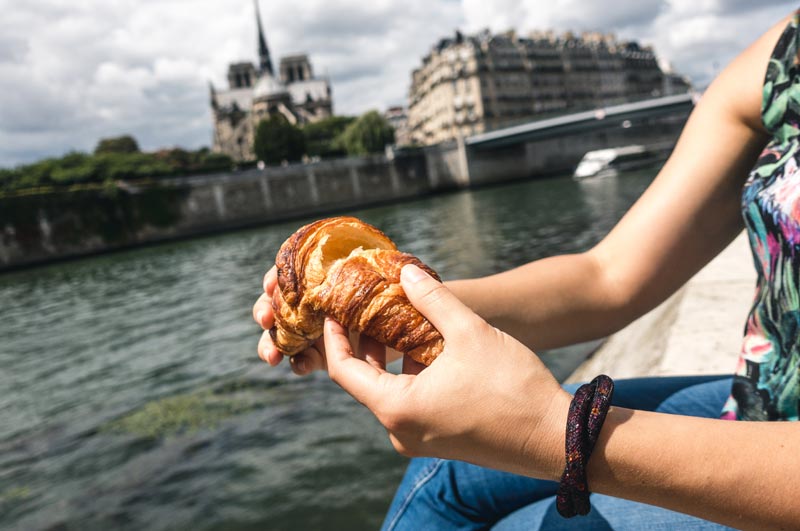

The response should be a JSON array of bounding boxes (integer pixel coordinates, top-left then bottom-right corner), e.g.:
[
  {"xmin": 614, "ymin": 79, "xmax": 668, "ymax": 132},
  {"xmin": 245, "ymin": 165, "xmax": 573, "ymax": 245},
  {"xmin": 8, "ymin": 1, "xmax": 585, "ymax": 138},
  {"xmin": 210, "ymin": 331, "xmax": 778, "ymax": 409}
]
[{"xmin": 0, "ymin": 0, "xmax": 796, "ymax": 166}]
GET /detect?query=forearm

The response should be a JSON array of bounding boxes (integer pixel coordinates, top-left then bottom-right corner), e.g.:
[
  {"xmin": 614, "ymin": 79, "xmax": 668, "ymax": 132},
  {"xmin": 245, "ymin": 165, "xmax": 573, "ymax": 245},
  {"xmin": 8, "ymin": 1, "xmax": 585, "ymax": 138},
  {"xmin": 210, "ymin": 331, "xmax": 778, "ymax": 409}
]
[
  {"xmin": 445, "ymin": 11, "xmax": 780, "ymax": 351},
  {"xmin": 581, "ymin": 409, "xmax": 799, "ymax": 530},
  {"xmin": 446, "ymin": 251, "xmax": 629, "ymax": 350}
]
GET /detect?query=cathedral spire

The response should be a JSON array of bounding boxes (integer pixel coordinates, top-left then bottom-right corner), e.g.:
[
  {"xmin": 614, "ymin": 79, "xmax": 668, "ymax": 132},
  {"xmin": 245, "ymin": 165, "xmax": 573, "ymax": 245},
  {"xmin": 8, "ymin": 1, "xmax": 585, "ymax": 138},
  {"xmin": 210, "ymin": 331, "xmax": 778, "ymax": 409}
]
[
  {"xmin": 208, "ymin": 81, "xmax": 218, "ymax": 110},
  {"xmin": 254, "ymin": 0, "xmax": 274, "ymax": 76}
]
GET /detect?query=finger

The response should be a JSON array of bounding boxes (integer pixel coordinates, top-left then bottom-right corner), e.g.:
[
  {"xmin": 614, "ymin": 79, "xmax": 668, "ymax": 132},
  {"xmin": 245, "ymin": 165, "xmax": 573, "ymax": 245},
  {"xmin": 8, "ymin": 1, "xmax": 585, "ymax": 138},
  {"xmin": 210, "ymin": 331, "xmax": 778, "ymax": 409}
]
[
  {"xmin": 257, "ymin": 329, "xmax": 282, "ymax": 366},
  {"xmin": 291, "ymin": 345, "xmax": 327, "ymax": 375},
  {"xmin": 349, "ymin": 330, "xmax": 365, "ymax": 361},
  {"xmin": 263, "ymin": 265, "xmax": 277, "ymax": 293},
  {"xmin": 289, "ymin": 352, "xmax": 309, "ymax": 375},
  {"xmin": 401, "ymin": 264, "xmax": 476, "ymax": 336},
  {"xmin": 252, "ymin": 292, "xmax": 274, "ymax": 329},
  {"xmin": 267, "ymin": 350, "xmax": 284, "ymax": 366},
  {"xmin": 402, "ymin": 354, "xmax": 426, "ymax": 376},
  {"xmin": 324, "ymin": 317, "xmax": 386, "ymax": 407},
  {"xmin": 358, "ymin": 334, "xmax": 386, "ymax": 371}
]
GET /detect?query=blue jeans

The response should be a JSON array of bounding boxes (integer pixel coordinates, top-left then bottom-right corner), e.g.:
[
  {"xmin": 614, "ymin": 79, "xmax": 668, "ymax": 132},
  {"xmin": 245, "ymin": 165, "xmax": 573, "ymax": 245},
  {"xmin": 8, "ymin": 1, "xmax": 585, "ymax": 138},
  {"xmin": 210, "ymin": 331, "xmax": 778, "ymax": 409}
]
[{"xmin": 382, "ymin": 375, "xmax": 735, "ymax": 531}]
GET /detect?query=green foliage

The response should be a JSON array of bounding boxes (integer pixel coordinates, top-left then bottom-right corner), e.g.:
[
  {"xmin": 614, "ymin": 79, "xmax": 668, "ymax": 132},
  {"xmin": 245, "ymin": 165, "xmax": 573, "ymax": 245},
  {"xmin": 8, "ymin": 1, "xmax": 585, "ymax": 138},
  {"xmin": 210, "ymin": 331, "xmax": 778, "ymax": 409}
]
[
  {"xmin": 153, "ymin": 147, "xmax": 233, "ymax": 174},
  {"xmin": 302, "ymin": 115, "xmax": 355, "ymax": 158},
  {"xmin": 199, "ymin": 152, "xmax": 235, "ymax": 172},
  {"xmin": 94, "ymin": 135, "xmax": 140, "ymax": 154},
  {"xmin": 337, "ymin": 110, "xmax": 395, "ymax": 156},
  {"xmin": 104, "ymin": 153, "xmax": 173, "ymax": 180},
  {"xmin": 253, "ymin": 115, "xmax": 306, "ymax": 164},
  {"xmin": 0, "ymin": 146, "xmax": 233, "ymax": 194}
]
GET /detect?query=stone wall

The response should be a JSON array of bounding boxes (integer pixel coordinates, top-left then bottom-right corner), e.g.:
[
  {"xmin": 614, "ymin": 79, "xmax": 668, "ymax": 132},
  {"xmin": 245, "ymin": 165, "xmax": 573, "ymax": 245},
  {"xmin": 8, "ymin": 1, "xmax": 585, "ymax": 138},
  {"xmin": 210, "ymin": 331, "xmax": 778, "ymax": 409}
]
[
  {"xmin": 0, "ymin": 112, "xmax": 687, "ymax": 271},
  {"xmin": 0, "ymin": 150, "xmax": 452, "ymax": 270}
]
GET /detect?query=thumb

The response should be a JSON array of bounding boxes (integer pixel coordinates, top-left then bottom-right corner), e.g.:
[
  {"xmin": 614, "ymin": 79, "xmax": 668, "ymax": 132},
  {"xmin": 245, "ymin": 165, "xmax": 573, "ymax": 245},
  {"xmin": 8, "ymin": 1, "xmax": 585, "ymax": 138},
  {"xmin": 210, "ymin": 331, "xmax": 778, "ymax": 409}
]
[
  {"xmin": 401, "ymin": 264, "xmax": 477, "ymax": 337},
  {"xmin": 324, "ymin": 317, "xmax": 385, "ymax": 408}
]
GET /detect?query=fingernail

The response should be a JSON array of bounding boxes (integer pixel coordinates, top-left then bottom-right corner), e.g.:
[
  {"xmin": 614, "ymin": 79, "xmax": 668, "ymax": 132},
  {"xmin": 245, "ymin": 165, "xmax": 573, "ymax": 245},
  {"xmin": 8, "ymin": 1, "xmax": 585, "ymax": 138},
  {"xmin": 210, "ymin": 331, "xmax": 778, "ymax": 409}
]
[
  {"xmin": 295, "ymin": 357, "xmax": 308, "ymax": 373},
  {"xmin": 402, "ymin": 264, "xmax": 429, "ymax": 283},
  {"xmin": 256, "ymin": 310, "xmax": 265, "ymax": 324}
]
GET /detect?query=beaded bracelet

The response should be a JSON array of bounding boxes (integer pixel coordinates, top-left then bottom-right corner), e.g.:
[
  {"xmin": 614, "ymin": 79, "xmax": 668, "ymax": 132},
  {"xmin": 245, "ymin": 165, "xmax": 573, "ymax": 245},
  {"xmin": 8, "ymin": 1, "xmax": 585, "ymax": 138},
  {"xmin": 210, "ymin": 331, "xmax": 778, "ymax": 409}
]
[{"xmin": 555, "ymin": 374, "xmax": 615, "ymax": 518}]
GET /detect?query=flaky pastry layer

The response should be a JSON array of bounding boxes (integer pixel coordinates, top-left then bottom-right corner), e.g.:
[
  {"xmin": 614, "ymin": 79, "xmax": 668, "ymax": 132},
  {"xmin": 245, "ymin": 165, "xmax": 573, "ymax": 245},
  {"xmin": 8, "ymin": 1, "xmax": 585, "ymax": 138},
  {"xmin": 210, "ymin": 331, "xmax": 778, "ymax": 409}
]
[{"xmin": 269, "ymin": 216, "xmax": 444, "ymax": 365}]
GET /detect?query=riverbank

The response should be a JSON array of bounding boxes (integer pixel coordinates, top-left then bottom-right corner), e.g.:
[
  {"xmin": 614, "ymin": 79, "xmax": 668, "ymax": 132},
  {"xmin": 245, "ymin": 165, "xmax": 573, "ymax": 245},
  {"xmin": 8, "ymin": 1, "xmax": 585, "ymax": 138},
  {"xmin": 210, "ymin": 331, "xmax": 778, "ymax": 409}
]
[
  {"xmin": 1, "ymin": 98, "xmax": 691, "ymax": 272},
  {"xmin": 568, "ymin": 232, "xmax": 755, "ymax": 382}
]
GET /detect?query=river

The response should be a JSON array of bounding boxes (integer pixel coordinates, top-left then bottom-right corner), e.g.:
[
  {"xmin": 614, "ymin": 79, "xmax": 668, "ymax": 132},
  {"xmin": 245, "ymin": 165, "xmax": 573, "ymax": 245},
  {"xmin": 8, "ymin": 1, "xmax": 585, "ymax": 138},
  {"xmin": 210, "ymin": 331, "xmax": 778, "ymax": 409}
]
[{"xmin": 0, "ymin": 169, "xmax": 655, "ymax": 530}]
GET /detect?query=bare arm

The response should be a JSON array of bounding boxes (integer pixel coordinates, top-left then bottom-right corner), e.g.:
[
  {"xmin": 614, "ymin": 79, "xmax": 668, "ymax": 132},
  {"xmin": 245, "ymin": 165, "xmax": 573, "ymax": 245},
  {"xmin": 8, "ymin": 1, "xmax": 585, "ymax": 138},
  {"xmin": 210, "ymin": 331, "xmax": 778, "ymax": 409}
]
[
  {"xmin": 255, "ymin": 15, "xmax": 782, "ymax": 372},
  {"xmin": 449, "ymin": 17, "xmax": 777, "ymax": 351},
  {"xmin": 584, "ymin": 407, "xmax": 798, "ymax": 530}
]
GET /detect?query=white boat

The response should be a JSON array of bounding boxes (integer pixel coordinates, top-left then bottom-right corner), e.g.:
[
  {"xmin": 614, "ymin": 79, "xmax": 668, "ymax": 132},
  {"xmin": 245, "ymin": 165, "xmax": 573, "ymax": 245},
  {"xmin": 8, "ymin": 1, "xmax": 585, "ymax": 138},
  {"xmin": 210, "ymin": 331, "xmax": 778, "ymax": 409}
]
[{"xmin": 573, "ymin": 145, "xmax": 656, "ymax": 180}]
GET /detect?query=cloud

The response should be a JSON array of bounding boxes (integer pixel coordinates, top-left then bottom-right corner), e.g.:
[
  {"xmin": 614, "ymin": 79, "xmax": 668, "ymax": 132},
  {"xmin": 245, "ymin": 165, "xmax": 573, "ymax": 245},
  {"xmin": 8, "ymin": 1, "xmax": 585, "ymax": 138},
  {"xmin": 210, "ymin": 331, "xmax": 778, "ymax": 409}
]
[
  {"xmin": 462, "ymin": 0, "xmax": 667, "ymax": 33},
  {"xmin": 0, "ymin": 0, "xmax": 797, "ymax": 166},
  {"xmin": 255, "ymin": 0, "xmax": 465, "ymax": 116},
  {"xmin": 715, "ymin": 0, "xmax": 795, "ymax": 15},
  {"xmin": 647, "ymin": 1, "xmax": 795, "ymax": 83}
]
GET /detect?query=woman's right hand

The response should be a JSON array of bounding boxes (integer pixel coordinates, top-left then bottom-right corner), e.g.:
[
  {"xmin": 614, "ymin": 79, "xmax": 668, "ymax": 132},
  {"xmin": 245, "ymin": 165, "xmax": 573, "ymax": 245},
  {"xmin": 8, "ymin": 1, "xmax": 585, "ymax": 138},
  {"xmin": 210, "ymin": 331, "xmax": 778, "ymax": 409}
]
[
  {"xmin": 253, "ymin": 265, "xmax": 328, "ymax": 375},
  {"xmin": 322, "ymin": 264, "xmax": 571, "ymax": 479}
]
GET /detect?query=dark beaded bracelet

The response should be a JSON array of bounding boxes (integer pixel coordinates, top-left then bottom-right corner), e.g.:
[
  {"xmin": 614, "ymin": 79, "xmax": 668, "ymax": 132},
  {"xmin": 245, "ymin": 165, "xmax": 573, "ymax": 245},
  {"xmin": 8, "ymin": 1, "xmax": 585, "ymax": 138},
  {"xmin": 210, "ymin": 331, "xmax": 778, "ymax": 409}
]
[{"xmin": 555, "ymin": 374, "xmax": 615, "ymax": 518}]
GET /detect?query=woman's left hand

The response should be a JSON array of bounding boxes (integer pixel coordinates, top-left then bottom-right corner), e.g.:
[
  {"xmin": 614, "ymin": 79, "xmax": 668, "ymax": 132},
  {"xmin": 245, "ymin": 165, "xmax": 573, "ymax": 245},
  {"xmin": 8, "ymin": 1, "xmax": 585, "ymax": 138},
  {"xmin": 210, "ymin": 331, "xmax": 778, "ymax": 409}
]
[{"xmin": 323, "ymin": 264, "xmax": 572, "ymax": 480}]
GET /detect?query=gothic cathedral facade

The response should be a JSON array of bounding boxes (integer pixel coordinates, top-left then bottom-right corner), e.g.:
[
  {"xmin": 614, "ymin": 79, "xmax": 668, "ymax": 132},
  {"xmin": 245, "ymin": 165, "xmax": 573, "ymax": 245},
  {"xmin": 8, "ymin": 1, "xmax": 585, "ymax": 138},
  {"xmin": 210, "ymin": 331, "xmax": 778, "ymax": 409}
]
[{"xmin": 210, "ymin": 1, "xmax": 333, "ymax": 161}]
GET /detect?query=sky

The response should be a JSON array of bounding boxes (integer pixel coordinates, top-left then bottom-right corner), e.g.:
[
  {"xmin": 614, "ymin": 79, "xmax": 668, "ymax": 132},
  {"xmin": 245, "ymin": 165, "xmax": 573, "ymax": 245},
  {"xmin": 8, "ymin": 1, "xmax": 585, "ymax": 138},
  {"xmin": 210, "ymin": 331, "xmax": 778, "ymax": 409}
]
[{"xmin": 0, "ymin": 0, "xmax": 796, "ymax": 167}]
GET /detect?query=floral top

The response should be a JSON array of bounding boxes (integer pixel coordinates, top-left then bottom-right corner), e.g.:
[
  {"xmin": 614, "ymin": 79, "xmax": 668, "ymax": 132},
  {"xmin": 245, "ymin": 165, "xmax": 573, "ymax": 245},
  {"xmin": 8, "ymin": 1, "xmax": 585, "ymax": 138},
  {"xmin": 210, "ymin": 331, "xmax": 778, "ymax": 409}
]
[{"xmin": 721, "ymin": 11, "xmax": 800, "ymax": 421}]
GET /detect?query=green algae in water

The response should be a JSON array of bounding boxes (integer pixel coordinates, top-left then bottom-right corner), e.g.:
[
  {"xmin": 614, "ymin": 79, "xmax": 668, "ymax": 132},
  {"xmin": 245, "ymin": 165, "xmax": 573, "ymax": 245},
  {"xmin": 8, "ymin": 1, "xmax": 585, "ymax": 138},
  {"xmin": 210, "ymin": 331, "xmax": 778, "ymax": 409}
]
[
  {"xmin": 0, "ymin": 486, "xmax": 32, "ymax": 504},
  {"xmin": 102, "ymin": 390, "xmax": 259, "ymax": 439},
  {"xmin": 102, "ymin": 377, "xmax": 300, "ymax": 439}
]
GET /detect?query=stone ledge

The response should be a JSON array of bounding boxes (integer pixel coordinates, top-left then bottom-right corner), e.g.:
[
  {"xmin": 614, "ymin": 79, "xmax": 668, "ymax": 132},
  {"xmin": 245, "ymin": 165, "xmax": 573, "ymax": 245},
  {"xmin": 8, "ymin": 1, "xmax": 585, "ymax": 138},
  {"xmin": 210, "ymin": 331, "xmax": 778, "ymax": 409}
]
[{"xmin": 567, "ymin": 232, "xmax": 755, "ymax": 382}]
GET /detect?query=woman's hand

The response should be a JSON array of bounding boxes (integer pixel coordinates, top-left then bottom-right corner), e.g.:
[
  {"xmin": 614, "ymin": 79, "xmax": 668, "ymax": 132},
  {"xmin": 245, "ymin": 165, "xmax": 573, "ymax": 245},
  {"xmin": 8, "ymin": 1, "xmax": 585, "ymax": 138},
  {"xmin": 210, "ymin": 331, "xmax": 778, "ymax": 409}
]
[
  {"xmin": 323, "ymin": 264, "xmax": 572, "ymax": 480},
  {"xmin": 252, "ymin": 265, "xmax": 328, "ymax": 375}
]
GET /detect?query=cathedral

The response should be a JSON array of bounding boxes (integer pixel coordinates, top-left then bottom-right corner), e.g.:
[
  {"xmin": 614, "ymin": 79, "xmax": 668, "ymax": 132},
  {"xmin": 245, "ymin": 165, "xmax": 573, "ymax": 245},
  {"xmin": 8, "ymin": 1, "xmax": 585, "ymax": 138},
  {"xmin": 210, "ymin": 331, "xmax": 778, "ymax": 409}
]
[{"xmin": 210, "ymin": 1, "xmax": 333, "ymax": 161}]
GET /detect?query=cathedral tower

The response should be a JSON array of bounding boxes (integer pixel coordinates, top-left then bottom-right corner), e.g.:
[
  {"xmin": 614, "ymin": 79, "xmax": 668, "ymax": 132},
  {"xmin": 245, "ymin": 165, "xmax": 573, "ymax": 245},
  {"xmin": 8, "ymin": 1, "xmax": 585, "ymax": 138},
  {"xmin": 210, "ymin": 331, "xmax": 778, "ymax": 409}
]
[
  {"xmin": 255, "ymin": 0, "xmax": 274, "ymax": 76},
  {"xmin": 211, "ymin": 0, "xmax": 333, "ymax": 161}
]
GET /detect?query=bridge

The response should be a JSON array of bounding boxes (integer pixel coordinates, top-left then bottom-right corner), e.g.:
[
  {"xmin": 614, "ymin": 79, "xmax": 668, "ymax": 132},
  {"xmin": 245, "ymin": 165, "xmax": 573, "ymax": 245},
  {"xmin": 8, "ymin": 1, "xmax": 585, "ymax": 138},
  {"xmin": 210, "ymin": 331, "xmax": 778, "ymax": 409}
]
[
  {"xmin": 465, "ymin": 93, "xmax": 697, "ymax": 149},
  {"xmin": 422, "ymin": 93, "xmax": 696, "ymax": 187}
]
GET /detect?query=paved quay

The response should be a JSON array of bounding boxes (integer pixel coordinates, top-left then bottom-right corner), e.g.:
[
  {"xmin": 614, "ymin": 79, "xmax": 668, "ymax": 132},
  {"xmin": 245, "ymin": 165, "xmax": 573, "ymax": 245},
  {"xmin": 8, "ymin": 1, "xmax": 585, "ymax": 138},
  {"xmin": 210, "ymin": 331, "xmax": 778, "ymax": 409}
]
[{"xmin": 568, "ymin": 232, "xmax": 756, "ymax": 382}]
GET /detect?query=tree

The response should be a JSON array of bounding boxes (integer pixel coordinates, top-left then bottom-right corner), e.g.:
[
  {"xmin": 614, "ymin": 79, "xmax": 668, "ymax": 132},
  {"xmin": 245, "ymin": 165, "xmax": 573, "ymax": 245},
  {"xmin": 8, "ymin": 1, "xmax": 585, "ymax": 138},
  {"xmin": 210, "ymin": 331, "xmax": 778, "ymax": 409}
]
[
  {"xmin": 94, "ymin": 135, "xmax": 140, "ymax": 155},
  {"xmin": 49, "ymin": 151, "xmax": 101, "ymax": 184},
  {"xmin": 336, "ymin": 110, "xmax": 395, "ymax": 156},
  {"xmin": 1, "ymin": 144, "xmax": 233, "ymax": 193},
  {"xmin": 302, "ymin": 116, "xmax": 355, "ymax": 158},
  {"xmin": 196, "ymin": 152, "xmax": 233, "ymax": 173},
  {"xmin": 154, "ymin": 147, "xmax": 192, "ymax": 171},
  {"xmin": 253, "ymin": 115, "xmax": 305, "ymax": 164}
]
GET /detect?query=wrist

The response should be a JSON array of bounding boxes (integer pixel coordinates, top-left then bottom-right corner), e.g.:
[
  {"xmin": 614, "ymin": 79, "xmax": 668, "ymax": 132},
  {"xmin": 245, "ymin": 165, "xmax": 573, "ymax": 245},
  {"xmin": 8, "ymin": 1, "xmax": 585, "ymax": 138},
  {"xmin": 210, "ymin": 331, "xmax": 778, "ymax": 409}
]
[{"xmin": 521, "ymin": 387, "xmax": 572, "ymax": 481}]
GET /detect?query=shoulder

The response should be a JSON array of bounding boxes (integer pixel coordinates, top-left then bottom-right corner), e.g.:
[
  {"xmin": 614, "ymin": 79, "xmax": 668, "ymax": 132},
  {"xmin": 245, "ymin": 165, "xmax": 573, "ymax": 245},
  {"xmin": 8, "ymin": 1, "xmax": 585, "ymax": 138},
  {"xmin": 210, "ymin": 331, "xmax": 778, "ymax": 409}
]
[
  {"xmin": 711, "ymin": 12, "xmax": 798, "ymax": 136},
  {"xmin": 763, "ymin": 12, "xmax": 800, "ymax": 137}
]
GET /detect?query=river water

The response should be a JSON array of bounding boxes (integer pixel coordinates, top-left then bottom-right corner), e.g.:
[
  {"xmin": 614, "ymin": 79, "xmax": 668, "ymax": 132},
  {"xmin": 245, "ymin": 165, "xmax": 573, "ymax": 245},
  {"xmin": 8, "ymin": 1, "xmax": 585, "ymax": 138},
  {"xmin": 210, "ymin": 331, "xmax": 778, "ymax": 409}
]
[{"xmin": 0, "ymin": 170, "xmax": 655, "ymax": 530}]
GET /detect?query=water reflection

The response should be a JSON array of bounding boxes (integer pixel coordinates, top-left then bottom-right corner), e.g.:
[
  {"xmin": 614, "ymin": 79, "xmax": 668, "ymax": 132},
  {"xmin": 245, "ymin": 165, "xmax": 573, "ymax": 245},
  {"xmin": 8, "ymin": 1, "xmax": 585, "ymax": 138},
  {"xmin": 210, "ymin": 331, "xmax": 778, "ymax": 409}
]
[{"xmin": 0, "ymin": 170, "xmax": 656, "ymax": 530}]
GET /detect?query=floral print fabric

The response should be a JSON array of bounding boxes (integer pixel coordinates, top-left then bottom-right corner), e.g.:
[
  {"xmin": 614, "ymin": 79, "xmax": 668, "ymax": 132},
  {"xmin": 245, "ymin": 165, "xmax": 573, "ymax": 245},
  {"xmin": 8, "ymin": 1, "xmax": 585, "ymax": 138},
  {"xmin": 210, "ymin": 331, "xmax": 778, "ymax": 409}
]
[{"xmin": 721, "ymin": 12, "xmax": 800, "ymax": 420}]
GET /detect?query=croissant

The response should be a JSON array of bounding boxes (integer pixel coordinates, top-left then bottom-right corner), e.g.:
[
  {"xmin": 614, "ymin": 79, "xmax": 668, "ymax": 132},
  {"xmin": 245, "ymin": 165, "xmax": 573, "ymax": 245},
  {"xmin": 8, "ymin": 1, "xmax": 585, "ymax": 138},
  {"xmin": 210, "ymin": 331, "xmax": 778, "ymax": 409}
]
[{"xmin": 269, "ymin": 216, "xmax": 444, "ymax": 366}]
